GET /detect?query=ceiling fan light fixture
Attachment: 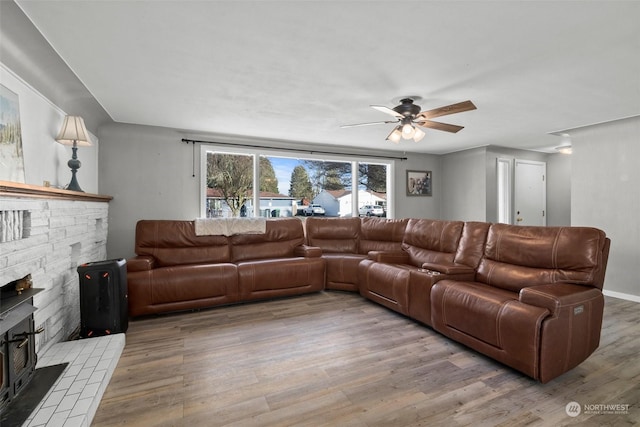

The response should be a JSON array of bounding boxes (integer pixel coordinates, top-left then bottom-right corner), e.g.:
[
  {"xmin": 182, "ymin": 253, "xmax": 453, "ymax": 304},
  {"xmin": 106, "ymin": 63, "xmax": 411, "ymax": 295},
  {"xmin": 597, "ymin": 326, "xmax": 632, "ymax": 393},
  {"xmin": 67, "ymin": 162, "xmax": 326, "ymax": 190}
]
[
  {"xmin": 387, "ymin": 126, "xmax": 402, "ymax": 143},
  {"xmin": 413, "ymin": 127, "xmax": 425, "ymax": 142},
  {"xmin": 402, "ymin": 123, "xmax": 415, "ymax": 139},
  {"xmin": 342, "ymin": 98, "xmax": 476, "ymax": 143}
]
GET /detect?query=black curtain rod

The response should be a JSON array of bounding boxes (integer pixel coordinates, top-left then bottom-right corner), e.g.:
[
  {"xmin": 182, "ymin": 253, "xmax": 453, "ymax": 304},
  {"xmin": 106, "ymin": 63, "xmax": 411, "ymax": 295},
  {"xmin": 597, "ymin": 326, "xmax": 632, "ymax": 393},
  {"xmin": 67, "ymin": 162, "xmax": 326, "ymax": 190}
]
[{"xmin": 181, "ymin": 138, "xmax": 407, "ymax": 161}]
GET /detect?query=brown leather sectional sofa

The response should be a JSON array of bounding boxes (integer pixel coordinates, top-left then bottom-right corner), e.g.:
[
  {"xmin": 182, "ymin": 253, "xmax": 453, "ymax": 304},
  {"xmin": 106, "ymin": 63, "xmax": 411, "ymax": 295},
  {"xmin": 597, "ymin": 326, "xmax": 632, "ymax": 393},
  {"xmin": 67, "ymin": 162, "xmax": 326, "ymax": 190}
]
[{"xmin": 126, "ymin": 216, "xmax": 610, "ymax": 383}]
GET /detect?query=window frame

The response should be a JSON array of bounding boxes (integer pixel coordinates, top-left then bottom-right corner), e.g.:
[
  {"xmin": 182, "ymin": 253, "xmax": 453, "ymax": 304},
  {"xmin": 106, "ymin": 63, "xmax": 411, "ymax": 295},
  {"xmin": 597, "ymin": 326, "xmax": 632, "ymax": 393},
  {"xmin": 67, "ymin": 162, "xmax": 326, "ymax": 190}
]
[{"xmin": 200, "ymin": 144, "xmax": 395, "ymax": 218}]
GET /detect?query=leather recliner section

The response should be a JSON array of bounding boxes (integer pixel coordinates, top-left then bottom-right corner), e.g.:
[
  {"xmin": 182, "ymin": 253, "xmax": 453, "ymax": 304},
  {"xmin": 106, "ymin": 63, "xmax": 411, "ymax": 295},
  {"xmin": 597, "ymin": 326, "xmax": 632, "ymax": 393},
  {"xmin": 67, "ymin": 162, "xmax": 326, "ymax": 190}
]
[{"xmin": 430, "ymin": 223, "xmax": 610, "ymax": 382}]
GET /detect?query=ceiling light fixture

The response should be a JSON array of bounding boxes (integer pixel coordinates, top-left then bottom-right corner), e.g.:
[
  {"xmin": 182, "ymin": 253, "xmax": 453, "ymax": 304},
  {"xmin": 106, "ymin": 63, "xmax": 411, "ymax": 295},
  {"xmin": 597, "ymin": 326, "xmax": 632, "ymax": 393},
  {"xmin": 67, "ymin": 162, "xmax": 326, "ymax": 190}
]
[
  {"xmin": 402, "ymin": 123, "xmax": 415, "ymax": 139},
  {"xmin": 342, "ymin": 98, "xmax": 476, "ymax": 144},
  {"xmin": 555, "ymin": 145, "xmax": 573, "ymax": 154},
  {"xmin": 554, "ymin": 133, "xmax": 572, "ymax": 154},
  {"xmin": 386, "ymin": 126, "xmax": 402, "ymax": 143},
  {"xmin": 412, "ymin": 127, "xmax": 425, "ymax": 142}
]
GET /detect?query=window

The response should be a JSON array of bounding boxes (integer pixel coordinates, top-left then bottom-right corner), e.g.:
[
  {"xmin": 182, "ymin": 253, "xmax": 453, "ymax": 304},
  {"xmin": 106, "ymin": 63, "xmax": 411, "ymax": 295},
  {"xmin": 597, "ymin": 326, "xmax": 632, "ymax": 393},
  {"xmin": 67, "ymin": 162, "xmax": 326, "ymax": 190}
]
[
  {"xmin": 205, "ymin": 152, "xmax": 254, "ymax": 218},
  {"xmin": 201, "ymin": 146, "xmax": 393, "ymax": 218},
  {"xmin": 358, "ymin": 162, "xmax": 389, "ymax": 217}
]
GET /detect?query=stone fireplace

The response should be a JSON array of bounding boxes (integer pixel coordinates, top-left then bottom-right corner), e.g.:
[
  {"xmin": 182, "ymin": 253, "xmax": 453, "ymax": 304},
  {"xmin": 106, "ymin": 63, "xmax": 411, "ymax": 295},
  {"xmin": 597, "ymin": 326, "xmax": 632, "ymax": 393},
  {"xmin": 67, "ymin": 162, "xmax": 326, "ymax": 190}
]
[
  {"xmin": 0, "ymin": 182, "xmax": 111, "ymax": 357},
  {"xmin": 0, "ymin": 182, "xmax": 113, "ymax": 422}
]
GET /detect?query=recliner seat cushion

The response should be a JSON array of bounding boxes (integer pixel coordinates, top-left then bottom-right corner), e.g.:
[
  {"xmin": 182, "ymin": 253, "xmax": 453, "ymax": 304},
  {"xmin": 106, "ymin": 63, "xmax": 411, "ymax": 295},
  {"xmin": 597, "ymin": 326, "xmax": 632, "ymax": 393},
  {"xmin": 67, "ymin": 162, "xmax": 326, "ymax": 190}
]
[
  {"xmin": 434, "ymin": 281, "xmax": 519, "ymax": 347},
  {"xmin": 431, "ymin": 280, "xmax": 551, "ymax": 378}
]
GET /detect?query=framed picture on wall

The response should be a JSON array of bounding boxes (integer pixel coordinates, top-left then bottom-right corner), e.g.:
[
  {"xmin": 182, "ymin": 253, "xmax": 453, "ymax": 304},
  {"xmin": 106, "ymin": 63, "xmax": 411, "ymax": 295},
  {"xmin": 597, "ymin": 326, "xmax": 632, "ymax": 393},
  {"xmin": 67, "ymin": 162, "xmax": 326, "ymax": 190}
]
[
  {"xmin": 0, "ymin": 84, "xmax": 26, "ymax": 183},
  {"xmin": 406, "ymin": 170, "xmax": 432, "ymax": 196}
]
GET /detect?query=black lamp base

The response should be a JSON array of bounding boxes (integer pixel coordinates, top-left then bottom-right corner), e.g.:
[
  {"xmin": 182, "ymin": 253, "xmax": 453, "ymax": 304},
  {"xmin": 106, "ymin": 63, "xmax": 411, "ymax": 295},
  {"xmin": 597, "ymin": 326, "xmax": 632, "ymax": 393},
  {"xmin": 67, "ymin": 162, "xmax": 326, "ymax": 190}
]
[
  {"xmin": 66, "ymin": 145, "xmax": 84, "ymax": 192},
  {"xmin": 66, "ymin": 172, "xmax": 84, "ymax": 192}
]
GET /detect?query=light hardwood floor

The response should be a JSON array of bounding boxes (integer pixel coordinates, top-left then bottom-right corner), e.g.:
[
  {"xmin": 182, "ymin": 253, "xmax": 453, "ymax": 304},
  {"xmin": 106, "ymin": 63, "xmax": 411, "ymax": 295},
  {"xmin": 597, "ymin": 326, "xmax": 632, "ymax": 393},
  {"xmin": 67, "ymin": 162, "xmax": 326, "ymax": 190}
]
[{"xmin": 92, "ymin": 291, "xmax": 639, "ymax": 427}]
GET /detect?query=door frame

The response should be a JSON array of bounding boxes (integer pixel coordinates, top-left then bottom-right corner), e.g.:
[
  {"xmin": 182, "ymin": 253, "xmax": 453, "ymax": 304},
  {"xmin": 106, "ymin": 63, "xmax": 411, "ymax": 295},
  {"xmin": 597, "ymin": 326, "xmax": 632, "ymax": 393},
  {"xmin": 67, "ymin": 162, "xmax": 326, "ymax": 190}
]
[{"xmin": 514, "ymin": 159, "xmax": 547, "ymax": 226}]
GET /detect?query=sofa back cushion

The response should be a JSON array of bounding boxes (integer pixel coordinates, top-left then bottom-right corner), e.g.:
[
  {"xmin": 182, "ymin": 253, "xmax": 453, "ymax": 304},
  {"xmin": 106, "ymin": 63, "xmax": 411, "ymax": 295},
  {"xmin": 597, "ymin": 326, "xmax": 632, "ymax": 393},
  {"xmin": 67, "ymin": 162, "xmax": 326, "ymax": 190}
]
[
  {"xmin": 477, "ymin": 223, "xmax": 609, "ymax": 292},
  {"xmin": 402, "ymin": 219, "xmax": 464, "ymax": 266},
  {"xmin": 305, "ymin": 217, "xmax": 360, "ymax": 253},
  {"xmin": 453, "ymin": 221, "xmax": 491, "ymax": 268},
  {"xmin": 230, "ymin": 218, "xmax": 305, "ymax": 262},
  {"xmin": 135, "ymin": 220, "xmax": 231, "ymax": 267},
  {"xmin": 359, "ymin": 217, "xmax": 408, "ymax": 254}
]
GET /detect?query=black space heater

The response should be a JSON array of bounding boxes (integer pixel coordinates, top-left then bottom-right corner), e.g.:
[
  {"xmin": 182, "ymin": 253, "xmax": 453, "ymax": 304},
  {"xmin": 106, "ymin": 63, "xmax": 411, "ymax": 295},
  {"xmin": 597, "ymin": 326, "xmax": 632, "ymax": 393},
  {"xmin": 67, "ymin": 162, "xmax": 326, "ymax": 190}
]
[{"xmin": 77, "ymin": 258, "xmax": 128, "ymax": 338}]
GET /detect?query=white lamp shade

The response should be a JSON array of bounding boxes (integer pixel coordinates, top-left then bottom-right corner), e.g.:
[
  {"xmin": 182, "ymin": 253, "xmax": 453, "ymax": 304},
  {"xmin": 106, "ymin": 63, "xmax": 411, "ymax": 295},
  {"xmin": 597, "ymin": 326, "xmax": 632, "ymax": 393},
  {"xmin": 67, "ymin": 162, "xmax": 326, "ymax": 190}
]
[
  {"xmin": 386, "ymin": 126, "xmax": 402, "ymax": 143},
  {"xmin": 413, "ymin": 127, "xmax": 426, "ymax": 142},
  {"xmin": 56, "ymin": 116, "xmax": 92, "ymax": 147},
  {"xmin": 401, "ymin": 123, "xmax": 415, "ymax": 139}
]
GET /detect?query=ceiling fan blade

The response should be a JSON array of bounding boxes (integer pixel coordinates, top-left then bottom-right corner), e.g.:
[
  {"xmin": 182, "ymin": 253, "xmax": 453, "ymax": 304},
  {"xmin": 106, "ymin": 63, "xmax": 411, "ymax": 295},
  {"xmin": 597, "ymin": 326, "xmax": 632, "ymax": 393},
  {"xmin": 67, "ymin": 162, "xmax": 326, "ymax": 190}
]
[
  {"xmin": 340, "ymin": 120, "xmax": 398, "ymax": 128},
  {"xmin": 371, "ymin": 105, "xmax": 404, "ymax": 118},
  {"xmin": 415, "ymin": 119, "xmax": 464, "ymax": 133},
  {"xmin": 417, "ymin": 100, "xmax": 477, "ymax": 119}
]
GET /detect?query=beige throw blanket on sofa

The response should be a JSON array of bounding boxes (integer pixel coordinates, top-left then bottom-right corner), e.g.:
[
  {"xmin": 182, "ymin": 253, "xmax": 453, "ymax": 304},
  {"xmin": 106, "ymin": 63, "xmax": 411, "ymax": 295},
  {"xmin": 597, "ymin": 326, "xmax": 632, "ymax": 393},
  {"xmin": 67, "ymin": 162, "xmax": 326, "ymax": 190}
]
[{"xmin": 194, "ymin": 218, "xmax": 267, "ymax": 236}]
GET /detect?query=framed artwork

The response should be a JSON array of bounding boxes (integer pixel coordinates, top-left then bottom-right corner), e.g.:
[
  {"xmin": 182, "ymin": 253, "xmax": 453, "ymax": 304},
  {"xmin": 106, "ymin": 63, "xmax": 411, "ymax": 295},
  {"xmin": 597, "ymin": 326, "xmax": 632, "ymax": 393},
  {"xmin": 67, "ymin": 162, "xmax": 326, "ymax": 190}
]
[
  {"xmin": 406, "ymin": 170, "xmax": 432, "ymax": 196},
  {"xmin": 0, "ymin": 84, "xmax": 25, "ymax": 183}
]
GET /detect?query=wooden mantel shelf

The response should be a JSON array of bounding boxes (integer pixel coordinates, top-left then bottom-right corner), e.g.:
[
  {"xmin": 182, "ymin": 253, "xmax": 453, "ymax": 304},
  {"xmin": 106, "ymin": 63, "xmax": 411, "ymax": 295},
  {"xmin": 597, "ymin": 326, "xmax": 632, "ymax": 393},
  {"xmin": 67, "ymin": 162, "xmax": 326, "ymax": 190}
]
[{"xmin": 0, "ymin": 180, "xmax": 112, "ymax": 202}]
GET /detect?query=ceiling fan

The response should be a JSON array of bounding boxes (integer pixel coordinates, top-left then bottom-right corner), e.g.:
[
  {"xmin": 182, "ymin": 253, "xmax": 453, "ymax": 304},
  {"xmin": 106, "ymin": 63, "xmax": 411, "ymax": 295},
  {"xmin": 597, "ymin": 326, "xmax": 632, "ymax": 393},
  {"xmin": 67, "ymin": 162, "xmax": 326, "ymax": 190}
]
[{"xmin": 341, "ymin": 97, "xmax": 476, "ymax": 143}]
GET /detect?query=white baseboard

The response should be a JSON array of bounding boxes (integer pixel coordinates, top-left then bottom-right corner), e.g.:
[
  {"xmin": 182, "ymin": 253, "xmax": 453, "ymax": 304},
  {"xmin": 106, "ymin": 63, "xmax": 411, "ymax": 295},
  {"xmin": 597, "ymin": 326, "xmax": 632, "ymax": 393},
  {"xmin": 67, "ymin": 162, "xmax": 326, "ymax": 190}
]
[{"xmin": 603, "ymin": 289, "xmax": 640, "ymax": 303}]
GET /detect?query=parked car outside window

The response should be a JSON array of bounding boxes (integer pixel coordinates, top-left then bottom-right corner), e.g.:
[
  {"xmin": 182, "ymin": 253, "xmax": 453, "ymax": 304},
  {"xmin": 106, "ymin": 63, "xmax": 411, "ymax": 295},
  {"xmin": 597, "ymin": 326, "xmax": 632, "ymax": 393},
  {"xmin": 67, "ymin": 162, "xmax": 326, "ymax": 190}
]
[
  {"xmin": 359, "ymin": 205, "xmax": 385, "ymax": 217},
  {"xmin": 304, "ymin": 204, "xmax": 325, "ymax": 216}
]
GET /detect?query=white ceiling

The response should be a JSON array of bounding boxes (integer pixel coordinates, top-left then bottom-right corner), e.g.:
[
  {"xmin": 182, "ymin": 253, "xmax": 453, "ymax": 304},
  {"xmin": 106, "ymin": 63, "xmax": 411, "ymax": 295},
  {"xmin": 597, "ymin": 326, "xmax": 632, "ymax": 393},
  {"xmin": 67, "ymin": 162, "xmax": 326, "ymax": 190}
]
[{"xmin": 16, "ymin": 1, "xmax": 640, "ymax": 155}]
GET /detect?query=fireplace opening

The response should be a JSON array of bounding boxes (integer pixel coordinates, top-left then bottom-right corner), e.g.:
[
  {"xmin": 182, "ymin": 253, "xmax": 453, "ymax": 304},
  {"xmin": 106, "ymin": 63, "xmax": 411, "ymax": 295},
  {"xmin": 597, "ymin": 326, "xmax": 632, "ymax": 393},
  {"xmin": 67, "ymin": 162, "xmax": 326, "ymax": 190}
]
[{"xmin": 1, "ymin": 274, "xmax": 48, "ymax": 420}]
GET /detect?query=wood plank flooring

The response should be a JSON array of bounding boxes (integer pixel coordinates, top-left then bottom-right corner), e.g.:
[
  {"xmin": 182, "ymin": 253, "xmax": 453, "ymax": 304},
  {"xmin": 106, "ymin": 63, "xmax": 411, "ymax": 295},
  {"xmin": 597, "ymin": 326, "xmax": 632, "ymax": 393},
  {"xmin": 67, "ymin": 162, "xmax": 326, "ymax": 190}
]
[{"xmin": 92, "ymin": 291, "xmax": 639, "ymax": 426}]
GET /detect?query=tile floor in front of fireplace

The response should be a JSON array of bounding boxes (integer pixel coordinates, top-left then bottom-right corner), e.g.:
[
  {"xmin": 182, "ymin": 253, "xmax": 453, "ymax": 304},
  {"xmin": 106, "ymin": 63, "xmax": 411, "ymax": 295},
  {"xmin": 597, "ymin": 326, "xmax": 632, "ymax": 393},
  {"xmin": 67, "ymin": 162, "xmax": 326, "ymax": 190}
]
[{"xmin": 22, "ymin": 334, "xmax": 125, "ymax": 427}]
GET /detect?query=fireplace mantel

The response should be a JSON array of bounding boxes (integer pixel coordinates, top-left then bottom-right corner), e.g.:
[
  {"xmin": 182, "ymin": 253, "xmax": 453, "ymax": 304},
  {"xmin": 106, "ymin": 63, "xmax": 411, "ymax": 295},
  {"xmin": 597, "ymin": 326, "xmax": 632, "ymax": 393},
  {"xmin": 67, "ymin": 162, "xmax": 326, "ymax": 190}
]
[{"xmin": 0, "ymin": 181, "xmax": 112, "ymax": 202}]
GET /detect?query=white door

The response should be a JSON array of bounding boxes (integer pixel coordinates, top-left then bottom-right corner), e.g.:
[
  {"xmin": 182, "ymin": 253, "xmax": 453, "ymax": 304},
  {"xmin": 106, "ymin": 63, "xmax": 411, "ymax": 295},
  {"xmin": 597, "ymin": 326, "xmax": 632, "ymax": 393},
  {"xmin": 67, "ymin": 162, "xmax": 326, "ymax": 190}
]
[{"xmin": 514, "ymin": 159, "xmax": 546, "ymax": 226}]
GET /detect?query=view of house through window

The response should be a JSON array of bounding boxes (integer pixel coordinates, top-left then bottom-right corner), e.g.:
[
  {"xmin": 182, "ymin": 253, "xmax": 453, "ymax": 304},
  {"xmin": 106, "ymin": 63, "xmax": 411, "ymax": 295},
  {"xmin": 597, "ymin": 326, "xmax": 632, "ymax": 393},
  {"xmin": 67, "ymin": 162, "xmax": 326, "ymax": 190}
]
[{"xmin": 203, "ymin": 148, "xmax": 391, "ymax": 218}]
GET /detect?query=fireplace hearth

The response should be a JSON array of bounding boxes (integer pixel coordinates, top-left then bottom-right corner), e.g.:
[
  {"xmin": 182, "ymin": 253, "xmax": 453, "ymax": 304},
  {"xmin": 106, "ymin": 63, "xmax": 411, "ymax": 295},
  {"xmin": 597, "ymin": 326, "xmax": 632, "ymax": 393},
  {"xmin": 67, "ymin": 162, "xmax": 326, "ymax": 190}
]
[{"xmin": 0, "ymin": 275, "xmax": 44, "ymax": 413}]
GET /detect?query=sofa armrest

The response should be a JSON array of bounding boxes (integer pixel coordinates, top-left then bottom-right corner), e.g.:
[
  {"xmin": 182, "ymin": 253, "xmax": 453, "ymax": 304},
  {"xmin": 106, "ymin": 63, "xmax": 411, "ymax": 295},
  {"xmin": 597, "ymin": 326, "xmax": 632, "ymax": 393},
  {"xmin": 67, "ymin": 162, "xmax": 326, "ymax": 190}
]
[
  {"xmin": 519, "ymin": 283, "xmax": 604, "ymax": 383},
  {"xmin": 293, "ymin": 245, "xmax": 322, "ymax": 258},
  {"xmin": 519, "ymin": 283, "xmax": 602, "ymax": 316},
  {"xmin": 421, "ymin": 262, "xmax": 475, "ymax": 275},
  {"xmin": 127, "ymin": 255, "xmax": 156, "ymax": 272},
  {"xmin": 367, "ymin": 251, "xmax": 409, "ymax": 264}
]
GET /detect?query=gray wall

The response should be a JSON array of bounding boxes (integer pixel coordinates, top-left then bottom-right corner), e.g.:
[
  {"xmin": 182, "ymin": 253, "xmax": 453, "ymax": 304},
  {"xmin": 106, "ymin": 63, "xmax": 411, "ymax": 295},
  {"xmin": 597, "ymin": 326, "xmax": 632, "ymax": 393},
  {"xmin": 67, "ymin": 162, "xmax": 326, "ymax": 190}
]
[
  {"xmin": 546, "ymin": 153, "xmax": 571, "ymax": 226},
  {"xmin": 441, "ymin": 145, "xmax": 570, "ymax": 225},
  {"xmin": 571, "ymin": 116, "xmax": 640, "ymax": 300},
  {"xmin": 441, "ymin": 147, "xmax": 487, "ymax": 221},
  {"xmin": 394, "ymin": 153, "xmax": 441, "ymax": 221},
  {"xmin": 99, "ymin": 123, "xmax": 199, "ymax": 259}
]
